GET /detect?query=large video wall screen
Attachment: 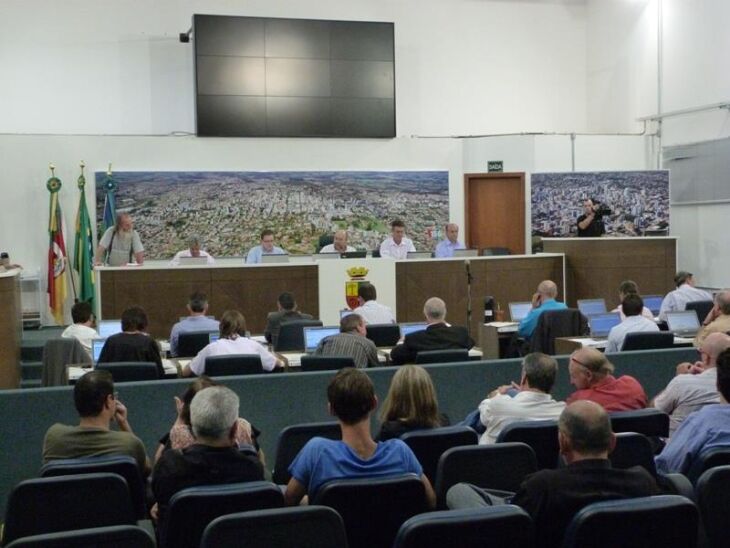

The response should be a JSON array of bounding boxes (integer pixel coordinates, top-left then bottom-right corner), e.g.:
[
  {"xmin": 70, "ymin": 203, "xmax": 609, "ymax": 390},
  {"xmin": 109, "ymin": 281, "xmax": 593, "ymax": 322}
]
[{"xmin": 193, "ymin": 14, "xmax": 396, "ymax": 138}]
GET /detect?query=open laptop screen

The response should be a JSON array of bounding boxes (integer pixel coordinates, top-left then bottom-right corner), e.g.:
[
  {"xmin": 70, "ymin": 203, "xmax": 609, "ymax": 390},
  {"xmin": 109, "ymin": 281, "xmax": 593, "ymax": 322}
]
[
  {"xmin": 642, "ymin": 295, "xmax": 663, "ymax": 316},
  {"xmin": 666, "ymin": 311, "xmax": 700, "ymax": 335},
  {"xmin": 91, "ymin": 338, "xmax": 106, "ymax": 364},
  {"xmin": 98, "ymin": 320, "xmax": 122, "ymax": 339},
  {"xmin": 589, "ymin": 313, "xmax": 622, "ymax": 338},
  {"xmin": 577, "ymin": 299, "xmax": 607, "ymax": 316},
  {"xmin": 303, "ymin": 326, "xmax": 340, "ymax": 352},
  {"xmin": 399, "ymin": 322, "xmax": 428, "ymax": 338},
  {"xmin": 508, "ymin": 302, "xmax": 532, "ymax": 322}
]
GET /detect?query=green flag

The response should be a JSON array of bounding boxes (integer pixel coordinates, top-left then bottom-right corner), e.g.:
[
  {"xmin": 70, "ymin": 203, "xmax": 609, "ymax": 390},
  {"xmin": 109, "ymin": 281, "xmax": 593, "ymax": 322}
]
[{"xmin": 73, "ymin": 165, "xmax": 95, "ymax": 306}]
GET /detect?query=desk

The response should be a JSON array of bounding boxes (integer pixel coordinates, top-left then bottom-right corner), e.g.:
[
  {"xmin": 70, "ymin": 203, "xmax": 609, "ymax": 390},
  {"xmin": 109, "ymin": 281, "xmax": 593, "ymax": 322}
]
[
  {"xmin": 479, "ymin": 323, "xmax": 518, "ymax": 359},
  {"xmin": 555, "ymin": 336, "xmax": 694, "ymax": 355},
  {"xmin": 0, "ymin": 269, "xmax": 22, "ymax": 389},
  {"xmin": 67, "ymin": 359, "xmax": 181, "ymax": 382}
]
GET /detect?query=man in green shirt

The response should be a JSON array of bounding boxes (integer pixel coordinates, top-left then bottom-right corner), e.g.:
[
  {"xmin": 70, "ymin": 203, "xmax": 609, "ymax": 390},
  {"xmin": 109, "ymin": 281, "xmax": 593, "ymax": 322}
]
[{"xmin": 42, "ymin": 370, "xmax": 151, "ymax": 476}]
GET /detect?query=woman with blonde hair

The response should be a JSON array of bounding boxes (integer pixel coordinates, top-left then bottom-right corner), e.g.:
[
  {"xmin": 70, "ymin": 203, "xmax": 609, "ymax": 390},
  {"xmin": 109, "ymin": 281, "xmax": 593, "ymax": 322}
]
[{"xmin": 377, "ymin": 365, "xmax": 449, "ymax": 441}]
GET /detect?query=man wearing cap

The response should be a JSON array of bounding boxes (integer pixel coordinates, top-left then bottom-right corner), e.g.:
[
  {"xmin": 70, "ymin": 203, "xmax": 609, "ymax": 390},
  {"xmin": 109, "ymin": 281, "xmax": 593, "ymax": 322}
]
[{"xmin": 658, "ymin": 271, "xmax": 713, "ymax": 322}]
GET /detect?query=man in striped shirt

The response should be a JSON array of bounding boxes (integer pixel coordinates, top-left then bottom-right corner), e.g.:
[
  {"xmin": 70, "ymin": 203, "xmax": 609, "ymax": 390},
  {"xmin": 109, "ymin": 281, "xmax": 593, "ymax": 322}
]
[{"xmin": 314, "ymin": 314, "xmax": 380, "ymax": 368}]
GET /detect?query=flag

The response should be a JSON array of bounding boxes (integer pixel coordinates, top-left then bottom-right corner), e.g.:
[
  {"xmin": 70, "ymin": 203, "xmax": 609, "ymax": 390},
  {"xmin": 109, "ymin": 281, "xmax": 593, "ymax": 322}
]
[
  {"xmin": 73, "ymin": 167, "xmax": 95, "ymax": 307},
  {"xmin": 47, "ymin": 173, "xmax": 68, "ymax": 325},
  {"xmin": 102, "ymin": 169, "xmax": 118, "ymax": 232}
]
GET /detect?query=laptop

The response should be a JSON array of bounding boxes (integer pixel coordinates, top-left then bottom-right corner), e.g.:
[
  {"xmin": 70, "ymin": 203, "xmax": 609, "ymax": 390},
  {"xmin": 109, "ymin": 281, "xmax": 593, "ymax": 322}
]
[
  {"xmin": 588, "ymin": 312, "xmax": 622, "ymax": 338},
  {"xmin": 316, "ymin": 252, "xmax": 340, "ymax": 260},
  {"xmin": 261, "ymin": 254, "xmax": 289, "ymax": 264},
  {"xmin": 399, "ymin": 322, "xmax": 428, "ymax": 338},
  {"xmin": 178, "ymin": 256, "xmax": 208, "ymax": 266},
  {"xmin": 341, "ymin": 251, "xmax": 367, "ymax": 259},
  {"xmin": 407, "ymin": 252, "xmax": 433, "ymax": 260},
  {"xmin": 453, "ymin": 249, "xmax": 479, "ymax": 258},
  {"xmin": 577, "ymin": 299, "xmax": 608, "ymax": 316},
  {"xmin": 666, "ymin": 311, "xmax": 701, "ymax": 337},
  {"xmin": 209, "ymin": 332, "xmax": 220, "ymax": 343},
  {"xmin": 91, "ymin": 338, "xmax": 106, "ymax": 364},
  {"xmin": 303, "ymin": 326, "xmax": 341, "ymax": 352},
  {"xmin": 643, "ymin": 295, "xmax": 663, "ymax": 316},
  {"xmin": 97, "ymin": 320, "xmax": 122, "ymax": 339},
  {"xmin": 289, "ymin": 254, "xmax": 313, "ymax": 263},
  {"xmin": 508, "ymin": 302, "xmax": 532, "ymax": 322}
]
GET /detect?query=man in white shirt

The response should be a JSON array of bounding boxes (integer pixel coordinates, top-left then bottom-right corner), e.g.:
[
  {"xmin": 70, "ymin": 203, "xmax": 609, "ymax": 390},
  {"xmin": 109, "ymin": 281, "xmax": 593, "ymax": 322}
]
[
  {"xmin": 478, "ymin": 352, "xmax": 566, "ymax": 444},
  {"xmin": 319, "ymin": 230, "xmax": 355, "ymax": 254},
  {"xmin": 169, "ymin": 236, "xmax": 215, "ymax": 266},
  {"xmin": 605, "ymin": 294, "xmax": 660, "ymax": 353},
  {"xmin": 652, "ymin": 332, "xmax": 730, "ymax": 435},
  {"xmin": 169, "ymin": 292, "xmax": 220, "ymax": 357},
  {"xmin": 352, "ymin": 283, "xmax": 395, "ymax": 325},
  {"xmin": 61, "ymin": 301, "xmax": 98, "ymax": 355},
  {"xmin": 379, "ymin": 219, "xmax": 416, "ymax": 260},
  {"xmin": 658, "ymin": 271, "xmax": 713, "ymax": 321}
]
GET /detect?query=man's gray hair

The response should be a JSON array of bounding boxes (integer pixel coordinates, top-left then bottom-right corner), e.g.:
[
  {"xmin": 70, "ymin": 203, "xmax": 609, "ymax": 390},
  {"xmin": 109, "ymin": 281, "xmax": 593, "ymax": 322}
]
[
  {"xmin": 187, "ymin": 235, "xmax": 202, "ymax": 248},
  {"xmin": 190, "ymin": 386, "xmax": 239, "ymax": 440},
  {"xmin": 424, "ymin": 297, "xmax": 446, "ymax": 321},
  {"xmin": 522, "ymin": 352, "xmax": 558, "ymax": 394}
]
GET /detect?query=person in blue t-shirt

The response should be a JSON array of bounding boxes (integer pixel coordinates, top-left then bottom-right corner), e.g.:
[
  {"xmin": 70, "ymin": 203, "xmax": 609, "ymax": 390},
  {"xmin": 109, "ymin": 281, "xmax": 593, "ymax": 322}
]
[
  {"xmin": 284, "ymin": 368, "xmax": 436, "ymax": 507},
  {"xmin": 518, "ymin": 280, "xmax": 568, "ymax": 339}
]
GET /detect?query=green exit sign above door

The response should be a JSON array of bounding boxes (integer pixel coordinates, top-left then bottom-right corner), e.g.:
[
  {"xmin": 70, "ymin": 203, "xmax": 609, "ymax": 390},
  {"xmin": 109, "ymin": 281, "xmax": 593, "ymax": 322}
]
[{"xmin": 488, "ymin": 161, "xmax": 503, "ymax": 172}]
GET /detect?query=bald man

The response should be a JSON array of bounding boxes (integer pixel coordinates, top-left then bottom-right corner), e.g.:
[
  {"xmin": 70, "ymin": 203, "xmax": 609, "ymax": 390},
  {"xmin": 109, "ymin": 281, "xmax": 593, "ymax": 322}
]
[
  {"xmin": 434, "ymin": 223, "xmax": 465, "ymax": 258},
  {"xmin": 517, "ymin": 280, "xmax": 568, "ymax": 339},
  {"xmin": 319, "ymin": 230, "xmax": 355, "ymax": 254}
]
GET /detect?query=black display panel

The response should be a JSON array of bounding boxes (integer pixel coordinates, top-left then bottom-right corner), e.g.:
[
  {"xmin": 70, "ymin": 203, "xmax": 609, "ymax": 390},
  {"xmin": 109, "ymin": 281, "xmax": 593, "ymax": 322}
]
[{"xmin": 193, "ymin": 15, "xmax": 396, "ymax": 138}]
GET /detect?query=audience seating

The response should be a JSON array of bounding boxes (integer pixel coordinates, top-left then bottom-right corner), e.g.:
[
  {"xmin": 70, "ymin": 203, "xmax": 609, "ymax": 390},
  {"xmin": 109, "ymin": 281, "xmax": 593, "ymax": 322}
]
[
  {"xmin": 696, "ymin": 465, "xmax": 730, "ymax": 548},
  {"xmin": 400, "ymin": 425, "xmax": 478, "ymax": 484},
  {"xmin": 177, "ymin": 331, "xmax": 217, "ymax": 357},
  {"xmin": 528, "ymin": 309, "xmax": 588, "ymax": 355},
  {"xmin": 609, "ymin": 432, "xmax": 656, "ymax": 476},
  {"xmin": 40, "ymin": 455, "xmax": 146, "ymax": 519},
  {"xmin": 200, "ymin": 506, "xmax": 346, "ymax": 548},
  {"xmin": 2, "ymin": 473, "xmax": 135, "ymax": 546},
  {"xmin": 685, "ymin": 300, "xmax": 714, "ymax": 324},
  {"xmin": 609, "ymin": 409, "xmax": 670, "ymax": 439},
  {"xmin": 415, "ymin": 349, "xmax": 470, "ymax": 364},
  {"xmin": 366, "ymin": 323, "xmax": 401, "ymax": 347},
  {"xmin": 687, "ymin": 447, "xmax": 730, "ymax": 485},
  {"xmin": 496, "ymin": 420, "xmax": 560, "ymax": 469},
  {"xmin": 4, "ymin": 525, "xmax": 155, "ymax": 548},
  {"xmin": 41, "ymin": 338, "xmax": 91, "ymax": 387},
  {"xmin": 300, "ymin": 355, "xmax": 355, "ymax": 372},
  {"xmin": 271, "ymin": 422, "xmax": 342, "ymax": 485},
  {"xmin": 275, "ymin": 320, "xmax": 323, "ymax": 352},
  {"xmin": 393, "ymin": 505, "xmax": 534, "ymax": 548},
  {"xmin": 204, "ymin": 354, "xmax": 264, "ymax": 376},
  {"xmin": 159, "ymin": 481, "xmax": 284, "ymax": 548},
  {"xmin": 313, "ymin": 474, "xmax": 428, "ymax": 548},
  {"xmin": 620, "ymin": 332, "xmax": 675, "ymax": 351},
  {"xmin": 95, "ymin": 362, "xmax": 159, "ymax": 382},
  {"xmin": 434, "ymin": 443, "xmax": 538, "ymax": 508},
  {"xmin": 561, "ymin": 495, "xmax": 699, "ymax": 548}
]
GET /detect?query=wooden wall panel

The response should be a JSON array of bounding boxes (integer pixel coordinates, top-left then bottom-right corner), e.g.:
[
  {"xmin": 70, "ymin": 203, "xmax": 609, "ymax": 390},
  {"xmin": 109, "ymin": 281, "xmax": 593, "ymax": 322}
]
[
  {"xmin": 0, "ymin": 273, "xmax": 22, "ymax": 389},
  {"xmin": 395, "ymin": 260, "xmax": 469, "ymax": 326}
]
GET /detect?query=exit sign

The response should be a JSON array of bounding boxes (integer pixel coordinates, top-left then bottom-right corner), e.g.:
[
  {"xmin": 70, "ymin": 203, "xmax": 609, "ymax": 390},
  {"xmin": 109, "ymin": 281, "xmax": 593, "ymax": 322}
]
[{"xmin": 488, "ymin": 161, "xmax": 503, "ymax": 172}]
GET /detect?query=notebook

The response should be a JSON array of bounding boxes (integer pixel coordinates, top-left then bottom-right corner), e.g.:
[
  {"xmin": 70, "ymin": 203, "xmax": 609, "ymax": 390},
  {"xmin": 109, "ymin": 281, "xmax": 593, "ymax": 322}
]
[
  {"xmin": 209, "ymin": 332, "xmax": 220, "ymax": 343},
  {"xmin": 588, "ymin": 312, "xmax": 622, "ymax": 338},
  {"xmin": 508, "ymin": 302, "xmax": 532, "ymax": 322},
  {"xmin": 642, "ymin": 295, "xmax": 663, "ymax": 316},
  {"xmin": 261, "ymin": 254, "xmax": 289, "ymax": 264},
  {"xmin": 452, "ymin": 248, "xmax": 479, "ymax": 257},
  {"xmin": 178, "ymin": 256, "xmax": 208, "ymax": 265},
  {"xmin": 91, "ymin": 338, "xmax": 106, "ymax": 364},
  {"xmin": 577, "ymin": 299, "xmax": 607, "ymax": 316},
  {"xmin": 399, "ymin": 322, "xmax": 428, "ymax": 338},
  {"xmin": 666, "ymin": 310, "xmax": 701, "ymax": 337},
  {"xmin": 97, "ymin": 320, "xmax": 122, "ymax": 339},
  {"xmin": 303, "ymin": 326, "xmax": 340, "ymax": 352},
  {"xmin": 406, "ymin": 252, "xmax": 432, "ymax": 260}
]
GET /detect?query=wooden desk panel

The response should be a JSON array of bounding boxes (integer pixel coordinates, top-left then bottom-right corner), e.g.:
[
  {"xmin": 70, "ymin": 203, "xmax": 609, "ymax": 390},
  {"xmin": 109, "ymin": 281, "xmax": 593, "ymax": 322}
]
[
  {"xmin": 542, "ymin": 238, "xmax": 676, "ymax": 309},
  {"xmin": 395, "ymin": 260, "xmax": 469, "ymax": 326},
  {"xmin": 0, "ymin": 272, "xmax": 22, "ymax": 389}
]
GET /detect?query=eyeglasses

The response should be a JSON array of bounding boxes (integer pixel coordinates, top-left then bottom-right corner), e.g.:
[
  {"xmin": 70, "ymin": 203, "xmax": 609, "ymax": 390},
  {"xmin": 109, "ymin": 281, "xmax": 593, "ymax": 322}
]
[{"xmin": 570, "ymin": 355, "xmax": 591, "ymax": 368}]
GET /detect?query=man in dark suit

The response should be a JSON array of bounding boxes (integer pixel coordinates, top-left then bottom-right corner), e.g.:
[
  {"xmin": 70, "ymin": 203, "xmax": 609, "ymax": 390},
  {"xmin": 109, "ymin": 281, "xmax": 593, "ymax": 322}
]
[
  {"xmin": 390, "ymin": 297, "xmax": 474, "ymax": 365},
  {"xmin": 264, "ymin": 292, "xmax": 313, "ymax": 346}
]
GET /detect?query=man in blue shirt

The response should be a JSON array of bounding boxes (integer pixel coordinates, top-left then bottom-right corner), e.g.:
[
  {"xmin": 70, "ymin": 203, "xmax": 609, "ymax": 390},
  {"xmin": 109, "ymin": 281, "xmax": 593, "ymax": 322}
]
[
  {"xmin": 655, "ymin": 348, "xmax": 730, "ymax": 474},
  {"xmin": 284, "ymin": 368, "xmax": 436, "ymax": 507},
  {"xmin": 245, "ymin": 229, "xmax": 286, "ymax": 264},
  {"xmin": 518, "ymin": 280, "xmax": 568, "ymax": 339},
  {"xmin": 434, "ymin": 223, "xmax": 466, "ymax": 258},
  {"xmin": 169, "ymin": 292, "xmax": 220, "ymax": 357}
]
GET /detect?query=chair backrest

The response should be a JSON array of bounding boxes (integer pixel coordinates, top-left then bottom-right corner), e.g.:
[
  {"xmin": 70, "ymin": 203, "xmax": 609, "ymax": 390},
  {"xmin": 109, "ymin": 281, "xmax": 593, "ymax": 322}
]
[
  {"xmin": 481, "ymin": 247, "xmax": 511, "ymax": 256},
  {"xmin": 529, "ymin": 309, "xmax": 588, "ymax": 355},
  {"xmin": 95, "ymin": 361, "xmax": 159, "ymax": 382},
  {"xmin": 371, "ymin": 249, "xmax": 381, "ymax": 258},
  {"xmin": 4, "ymin": 525, "xmax": 155, "ymax": 548},
  {"xmin": 393, "ymin": 505, "xmax": 534, "ymax": 548},
  {"xmin": 609, "ymin": 408, "xmax": 670, "ymax": 438},
  {"xmin": 300, "ymin": 355, "xmax": 355, "ymax": 372},
  {"xmin": 275, "ymin": 320, "xmax": 323, "ymax": 352},
  {"xmin": 2, "ymin": 473, "xmax": 135, "ymax": 545},
  {"xmin": 161, "ymin": 481, "xmax": 285, "ymax": 548},
  {"xmin": 42, "ymin": 338, "xmax": 91, "ymax": 387},
  {"xmin": 696, "ymin": 465, "xmax": 730, "ymax": 548},
  {"xmin": 620, "ymin": 332, "xmax": 675, "ymax": 351},
  {"xmin": 687, "ymin": 446, "xmax": 730, "ymax": 484},
  {"xmin": 609, "ymin": 432, "xmax": 657, "ymax": 477},
  {"xmin": 400, "ymin": 426, "xmax": 478, "ymax": 484},
  {"xmin": 40, "ymin": 454, "xmax": 146, "ymax": 519},
  {"xmin": 200, "ymin": 506, "xmax": 347, "ymax": 548},
  {"xmin": 561, "ymin": 495, "xmax": 698, "ymax": 548},
  {"xmin": 313, "ymin": 474, "xmax": 427, "ymax": 548},
  {"xmin": 272, "ymin": 421, "xmax": 342, "ymax": 485},
  {"xmin": 685, "ymin": 300, "xmax": 714, "ymax": 323},
  {"xmin": 177, "ymin": 330, "xmax": 218, "ymax": 357},
  {"xmin": 496, "ymin": 420, "xmax": 560, "ymax": 469},
  {"xmin": 366, "ymin": 323, "xmax": 401, "ymax": 347},
  {"xmin": 415, "ymin": 349, "xmax": 470, "ymax": 364},
  {"xmin": 204, "ymin": 354, "xmax": 264, "ymax": 376},
  {"xmin": 434, "ymin": 443, "xmax": 538, "ymax": 508}
]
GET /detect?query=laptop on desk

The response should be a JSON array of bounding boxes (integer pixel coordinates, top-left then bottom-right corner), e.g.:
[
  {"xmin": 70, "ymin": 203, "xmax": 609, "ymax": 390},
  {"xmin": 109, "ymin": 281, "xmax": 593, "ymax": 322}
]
[
  {"xmin": 303, "ymin": 326, "xmax": 341, "ymax": 353},
  {"xmin": 91, "ymin": 338, "xmax": 106, "ymax": 365},
  {"xmin": 643, "ymin": 295, "xmax": 663, "ymax": 317},
  {"xmin": 588, "ymin": 312, "xmax": 622, "ymax": 339},
  {"xmin": 97, "ymin": 320, "xmax": 122, "ymax": 339},
  {"xmin": 261, "ymin": 254, "xmax": 289, "ymax": 264},
  {"xmin": 508, "ymin": 302, "xmax": 532, "ymax": 323},
  {"xmin": 578, "ymin": 299, "xmax": 607, "ymax": 316},
  {"xmin": 666, "ymin": 311, "xmax": 701, "ymax": 337},
  {"xmin": 453, "ymin": 249, "xmax": 479, "ymax": 258},
  {"xmin": 399, "ymin": 322, "xmax": 428, "ymax": 338},
  {"xmin": 407, "ymin": 252, "xmax": 433, "ymax": 260},
  {"xmin": 178, "ymin": 256, "xmax": 208, "ymax": 266}
]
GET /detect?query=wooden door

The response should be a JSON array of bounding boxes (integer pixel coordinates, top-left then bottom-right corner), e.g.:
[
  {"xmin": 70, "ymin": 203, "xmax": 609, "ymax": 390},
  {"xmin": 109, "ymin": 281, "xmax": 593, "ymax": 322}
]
[{"xmin": 464, "ymin": 173, "xmax": 525, "ymax": 254}]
